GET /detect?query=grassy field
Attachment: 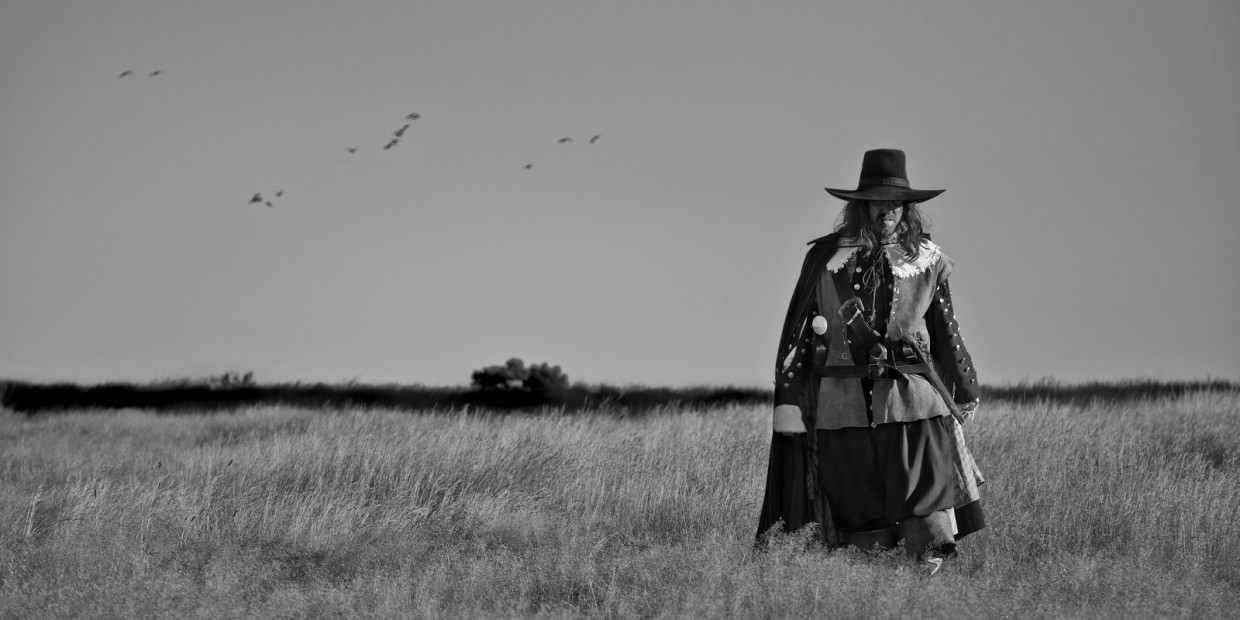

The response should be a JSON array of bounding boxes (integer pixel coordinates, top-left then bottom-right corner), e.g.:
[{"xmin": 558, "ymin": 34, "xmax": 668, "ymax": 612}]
[{"xmin": 2, "ymin": 390, "xmax": 1238, "ymax": 618}]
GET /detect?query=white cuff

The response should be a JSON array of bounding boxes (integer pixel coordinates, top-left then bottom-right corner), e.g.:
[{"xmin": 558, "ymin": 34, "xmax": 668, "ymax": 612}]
[
  {"xmin": 958, "ymin": 398, "xmax": 980, "ymax": 422},
  {"xmin": 773, "ymin": 404, "xmax": 807, "ymax": 434}
]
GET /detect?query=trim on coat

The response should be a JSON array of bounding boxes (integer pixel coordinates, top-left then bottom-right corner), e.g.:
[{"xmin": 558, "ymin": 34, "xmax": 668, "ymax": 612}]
[
  {"xmin": 826, "ymin": 246, "xmax": 860, "ymax": 273},
  {"xmin": 829, "ymin": 238, "xmax": 944, "ymax": 279},
  {"xmin": 889, "ymin": 240, "xmax": 942, "ymax": 279}
]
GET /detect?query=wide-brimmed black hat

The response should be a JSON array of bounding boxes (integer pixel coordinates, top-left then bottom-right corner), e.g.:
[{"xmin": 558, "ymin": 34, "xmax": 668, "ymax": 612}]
[{"xmin": 824, "ymin": 149, "xmax": 944, "ymax": 203}]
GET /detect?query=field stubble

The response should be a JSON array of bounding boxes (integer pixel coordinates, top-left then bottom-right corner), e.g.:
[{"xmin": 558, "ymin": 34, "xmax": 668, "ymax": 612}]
[{"xmin": 1, "ymin": 391, "xmax": 1238, "ymax": 618}]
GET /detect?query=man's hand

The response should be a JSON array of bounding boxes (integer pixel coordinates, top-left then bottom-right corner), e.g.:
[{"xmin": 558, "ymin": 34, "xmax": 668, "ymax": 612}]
[
  {"xmin": 773, "ymin": 404, "xmax": 807, "ymax": 434},
  {"xmin": 839, "ymin": 297, "xmax": 866, "ymax": 325}
]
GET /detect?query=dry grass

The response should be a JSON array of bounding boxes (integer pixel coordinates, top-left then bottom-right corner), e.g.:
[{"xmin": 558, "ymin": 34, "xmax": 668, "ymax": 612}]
[{"xmin": 2, "ymin": 391, "xmax": 1238, "ymax": 618}]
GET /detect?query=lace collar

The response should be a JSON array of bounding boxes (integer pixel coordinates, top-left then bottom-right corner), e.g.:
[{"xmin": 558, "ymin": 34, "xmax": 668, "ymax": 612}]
[{"xmin": 826, "ymin": 239, "xmax": 942, "ymax": 278}]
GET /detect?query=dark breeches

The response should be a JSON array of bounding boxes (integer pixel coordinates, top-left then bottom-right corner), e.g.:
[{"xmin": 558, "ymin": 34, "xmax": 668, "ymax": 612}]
[{"xmin": 817, "ymin": 416, "xmax": 956, "ymax": 556}]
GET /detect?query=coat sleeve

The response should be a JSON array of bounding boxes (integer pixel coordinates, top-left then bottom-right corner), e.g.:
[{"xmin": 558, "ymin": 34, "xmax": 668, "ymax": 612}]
[
  {"xmin": 926, "ymin": 257, "xmax": 980, "ymax": 404},
  {"xmin": 773, "ymin": 299, "xmax": 817, "ymax": 408},
  {"xmin": 773, "ymin": 236, "xmax": 837, "ymax": 409}
]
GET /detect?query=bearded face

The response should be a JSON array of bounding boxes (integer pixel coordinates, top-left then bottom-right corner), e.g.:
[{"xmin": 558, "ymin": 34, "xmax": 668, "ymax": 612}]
[{"xmin": 865, "ymin": 200, "xmax": 905, "ymax": 239}]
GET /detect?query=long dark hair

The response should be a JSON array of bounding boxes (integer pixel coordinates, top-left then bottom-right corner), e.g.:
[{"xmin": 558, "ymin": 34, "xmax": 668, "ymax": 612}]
[{"xmin": 833, "ymin": 199, "xmax": 930, "ymax": 260}]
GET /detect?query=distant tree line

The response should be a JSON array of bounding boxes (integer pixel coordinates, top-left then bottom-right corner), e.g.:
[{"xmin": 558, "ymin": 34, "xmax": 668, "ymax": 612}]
[
  {"xmin": 978, "ymin": 378, "xmax": 1238, "ymax": 404},
  {"xmin": 1, "ymin": 363, "xmax": 1234, "ymax": 415},
  {"xmin": 0, "ymin": 359, "xmax": 770, "ymax": 415}
]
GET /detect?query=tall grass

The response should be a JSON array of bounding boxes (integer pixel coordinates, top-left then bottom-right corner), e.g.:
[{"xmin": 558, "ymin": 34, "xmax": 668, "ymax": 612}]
[{"xmin": 2, "ymin": 392, "xmax": 1238, "ymax": 618}]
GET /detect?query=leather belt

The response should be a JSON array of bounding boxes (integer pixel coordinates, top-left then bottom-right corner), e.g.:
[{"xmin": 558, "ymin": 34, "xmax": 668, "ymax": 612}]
[{"xmin": 813, "ymin": 362, "xmax": 933, "ymax": 380}]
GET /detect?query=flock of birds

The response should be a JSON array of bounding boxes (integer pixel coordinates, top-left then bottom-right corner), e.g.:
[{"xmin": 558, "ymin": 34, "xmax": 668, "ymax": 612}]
[
  {"xmin": 375, "ymin": 112, "xmax": 420, "ymax": 152},
  {"xmin": 525, "ymin": 134, "xmax": 602, "ymax": 170},
  {"xmin": 248, "ymin": 189, "xmax": 284, "ymax": 208},
  {"xmin": 117, "ymin": 68, "xmax": 604, "ymax": 209},
  {"xmin": 274, "ymin": 113, "xmax": 602, "ymax": 207}
]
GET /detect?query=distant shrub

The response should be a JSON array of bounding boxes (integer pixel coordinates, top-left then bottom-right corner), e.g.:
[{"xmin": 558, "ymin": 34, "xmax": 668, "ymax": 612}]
[
  {"xmin": 470, "ymin": 358, "xmax": 529, "ymax": 390},
  {"xmin": 524, "ymin": 362, "xmax": 569, "ymax": 396},
  {"xmin": 468, "ymin": 358, "xmax": 570, "ymax": 406},
  {"xmin": 211, "ymin": 371, "xmax": 255, "ymax": 387}
]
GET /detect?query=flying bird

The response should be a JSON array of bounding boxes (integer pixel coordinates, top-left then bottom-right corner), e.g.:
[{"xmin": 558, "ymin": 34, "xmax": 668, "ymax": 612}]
[
  {"xmin": 148, "ymin": 70, "xmax": 162, "ymax": 77},
  {"xmin": 274, "ymin": 190, "xmax": 284, "ymax": 198},
  {"xmin": 523, "ymin": 163, "xmax": 533, "ymax": 170},
  {"xmin": 406, "ymin": 112, "xmax": 421, "ymax": 120},
  {"xmin": 589, "ymin": 134, "xmax": 602, "ymax": 144},
  {"xmin": 265, "ymin": 201, "xmax": 273, "ymax": 208},
  {"xmin": 118, "ymin": 70, "xmax": 133, "ymax": 79},
  {"xmin": 249, "ymin": 193, "xmax": 263, "ymax": 204},
  {"xmin": 346, "ymin": 146, "xmax": 358, "ymax": 154},
  {"xmin": 558, "ymin": 137, "xmax": 572, "ymax": 144}
]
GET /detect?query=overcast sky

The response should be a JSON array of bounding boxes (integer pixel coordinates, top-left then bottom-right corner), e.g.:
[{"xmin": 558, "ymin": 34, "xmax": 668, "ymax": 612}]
[{"xmin": 2, "ymin": 0, "xmax": 1237, "ymax": 388}]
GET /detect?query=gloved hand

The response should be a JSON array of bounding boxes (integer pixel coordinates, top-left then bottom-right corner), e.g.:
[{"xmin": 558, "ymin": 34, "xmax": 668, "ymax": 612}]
[{"xmin": 773, "ymin": 404, "xmax": 807, "ymax": 434}]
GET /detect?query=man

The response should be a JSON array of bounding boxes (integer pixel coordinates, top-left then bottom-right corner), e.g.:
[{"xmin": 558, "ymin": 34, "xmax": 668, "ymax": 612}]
[{"xmin": 756, "ymin": 149, "xmax": 985, "ymax": 566}]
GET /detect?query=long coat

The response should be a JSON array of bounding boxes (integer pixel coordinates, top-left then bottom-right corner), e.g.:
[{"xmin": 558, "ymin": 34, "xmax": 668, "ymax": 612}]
[{"xmin": 756, "ymin": 232, "xmax": 986, "ymax": 544}]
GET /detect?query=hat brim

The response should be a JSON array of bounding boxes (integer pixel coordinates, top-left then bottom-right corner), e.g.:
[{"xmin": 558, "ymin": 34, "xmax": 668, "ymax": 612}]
[{"xmin": 825, "ymin": 186, "xmax": 945, "ymax": 203}]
